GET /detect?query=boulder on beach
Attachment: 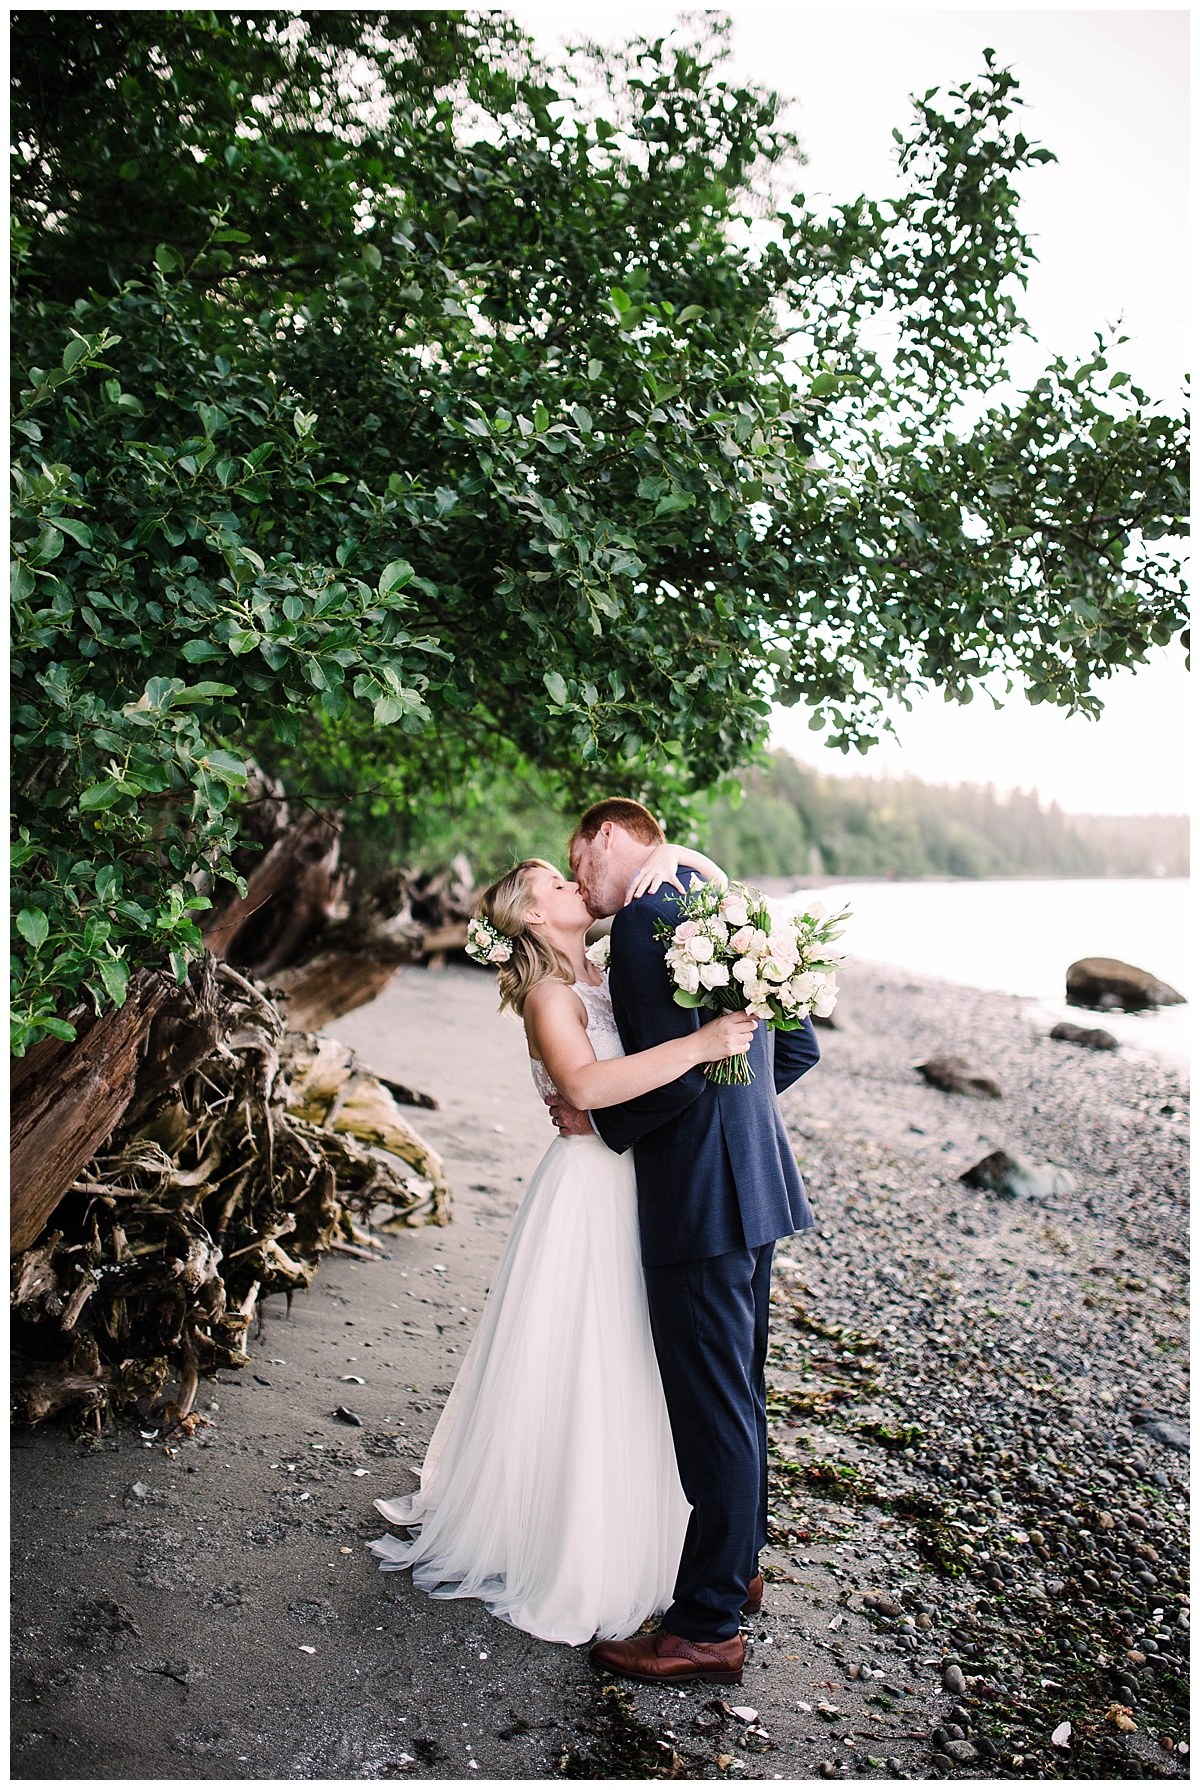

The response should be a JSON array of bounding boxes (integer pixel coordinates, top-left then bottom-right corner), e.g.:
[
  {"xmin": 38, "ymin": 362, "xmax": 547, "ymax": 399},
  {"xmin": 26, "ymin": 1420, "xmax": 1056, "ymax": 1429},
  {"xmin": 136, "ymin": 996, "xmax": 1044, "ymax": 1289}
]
[
  {"xmin": 1066, "ymin": 957, "xmax": 1186, "ymax": 1013},
  {"xmin": 916, "ymin": 1054, "xmax": 1003, "ymax": 1099},
  {"xmin": 1129, "ymin": 1409, "xmax": 1189, "ymax": 1453},
  {"xmin": 960, "ymin": 1148, "xmax": 1077, "ymax": 1203},
  {"xmin": 1050, "ymin": 1021, "xmax": 1119, "ymax": 1052}
]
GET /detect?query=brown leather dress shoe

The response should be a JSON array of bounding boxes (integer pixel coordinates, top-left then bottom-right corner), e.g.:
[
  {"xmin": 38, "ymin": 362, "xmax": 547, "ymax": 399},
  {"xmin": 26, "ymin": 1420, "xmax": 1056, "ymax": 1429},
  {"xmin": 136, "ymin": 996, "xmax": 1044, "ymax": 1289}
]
[
  {"xmin": 742, "ymin": 1572, "xmax": 764, "ymax": 1616},
  {"xmin": 589, "ymin": 1629, "xmax": 744, "ymax": 1685}
]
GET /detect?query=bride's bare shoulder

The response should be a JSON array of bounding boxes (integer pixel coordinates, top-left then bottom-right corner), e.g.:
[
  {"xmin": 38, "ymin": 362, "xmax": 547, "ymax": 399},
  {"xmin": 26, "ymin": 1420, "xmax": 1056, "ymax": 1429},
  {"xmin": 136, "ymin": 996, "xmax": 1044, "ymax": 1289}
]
[{"xmin": 523, "ymin": 977, "xmax": 583, "ymax": 1020}]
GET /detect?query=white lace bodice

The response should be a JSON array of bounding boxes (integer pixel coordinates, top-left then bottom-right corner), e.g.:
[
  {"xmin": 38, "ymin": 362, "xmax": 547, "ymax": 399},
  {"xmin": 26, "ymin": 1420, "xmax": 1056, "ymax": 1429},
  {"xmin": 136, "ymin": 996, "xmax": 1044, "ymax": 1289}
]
[{"xmin": 530, "ymin": 971, "xmax": 624, "ymax": 1100}]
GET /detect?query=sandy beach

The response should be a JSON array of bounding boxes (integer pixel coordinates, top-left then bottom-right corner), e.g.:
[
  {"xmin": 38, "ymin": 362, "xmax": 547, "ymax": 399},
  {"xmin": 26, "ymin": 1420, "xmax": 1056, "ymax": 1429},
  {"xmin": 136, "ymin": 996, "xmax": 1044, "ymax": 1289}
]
[{"xmin": 11, "ymin": 958, "xmax": 1189, "ymax": 1780}]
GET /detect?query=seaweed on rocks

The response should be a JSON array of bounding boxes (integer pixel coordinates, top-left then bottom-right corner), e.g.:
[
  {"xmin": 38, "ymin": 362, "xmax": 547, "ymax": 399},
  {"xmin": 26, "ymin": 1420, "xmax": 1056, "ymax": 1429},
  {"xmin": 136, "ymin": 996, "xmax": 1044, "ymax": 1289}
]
[{"xmin": 558, "ymin": 1683, "xmax": 708, "ymax": 1780}]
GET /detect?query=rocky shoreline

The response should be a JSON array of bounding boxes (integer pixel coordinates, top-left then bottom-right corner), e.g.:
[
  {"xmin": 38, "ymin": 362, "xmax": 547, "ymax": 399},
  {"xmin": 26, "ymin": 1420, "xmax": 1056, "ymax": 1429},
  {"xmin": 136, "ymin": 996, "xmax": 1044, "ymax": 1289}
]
[
  {"xmin": 760, "ymin": 959, "xmax": 1190, "ymax": 1780},
  {"xmin": 10, "ymin": 958, "xmax": 1189, "ymax": 1780}
]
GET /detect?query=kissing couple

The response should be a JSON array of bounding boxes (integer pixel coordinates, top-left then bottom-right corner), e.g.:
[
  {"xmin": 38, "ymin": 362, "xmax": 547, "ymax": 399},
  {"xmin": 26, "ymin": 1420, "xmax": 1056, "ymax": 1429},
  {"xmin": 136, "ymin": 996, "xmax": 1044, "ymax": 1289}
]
[{"xmin": 368, "ymin": 798, "xmax": 820, "ymax": 1685}]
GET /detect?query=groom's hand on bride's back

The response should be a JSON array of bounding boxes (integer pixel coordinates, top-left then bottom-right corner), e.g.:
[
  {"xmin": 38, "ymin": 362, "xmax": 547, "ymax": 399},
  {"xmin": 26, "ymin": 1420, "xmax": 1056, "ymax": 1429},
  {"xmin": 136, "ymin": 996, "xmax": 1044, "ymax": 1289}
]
[{"xmin": 545, "ymin": 1092, "xmax": 593, "ymax": 1136}]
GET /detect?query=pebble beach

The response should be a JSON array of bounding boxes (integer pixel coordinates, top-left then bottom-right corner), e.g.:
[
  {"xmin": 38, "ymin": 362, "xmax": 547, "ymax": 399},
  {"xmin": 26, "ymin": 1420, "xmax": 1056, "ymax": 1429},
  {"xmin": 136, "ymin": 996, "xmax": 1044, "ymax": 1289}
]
[{"xmin": 10, "ymin": 957, "xmax": 1189, "ymax": 1780}]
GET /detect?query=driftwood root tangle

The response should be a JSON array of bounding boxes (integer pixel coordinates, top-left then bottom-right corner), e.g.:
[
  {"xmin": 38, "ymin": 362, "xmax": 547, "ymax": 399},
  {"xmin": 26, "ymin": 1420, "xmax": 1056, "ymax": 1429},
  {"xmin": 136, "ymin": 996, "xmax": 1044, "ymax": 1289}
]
[{"xmin": 11, "ymin": 958, "xmax": 449, "ymax": 1428}]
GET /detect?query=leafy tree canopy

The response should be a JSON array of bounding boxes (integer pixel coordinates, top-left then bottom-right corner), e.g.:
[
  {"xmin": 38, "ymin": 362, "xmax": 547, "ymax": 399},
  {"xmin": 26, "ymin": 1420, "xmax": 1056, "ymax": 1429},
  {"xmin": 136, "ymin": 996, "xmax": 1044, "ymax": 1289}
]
[{"xmin": 10, "ymin": 10, "xmax": 1188, "ymax": 1050}]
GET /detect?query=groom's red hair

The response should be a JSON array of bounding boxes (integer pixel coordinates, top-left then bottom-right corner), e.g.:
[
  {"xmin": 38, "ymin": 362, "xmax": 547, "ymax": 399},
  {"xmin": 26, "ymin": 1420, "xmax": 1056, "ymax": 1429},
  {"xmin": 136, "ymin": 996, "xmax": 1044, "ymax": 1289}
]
[{"xmin": 570, "ymin": 797, "xmax": 665, "ymax": 851}]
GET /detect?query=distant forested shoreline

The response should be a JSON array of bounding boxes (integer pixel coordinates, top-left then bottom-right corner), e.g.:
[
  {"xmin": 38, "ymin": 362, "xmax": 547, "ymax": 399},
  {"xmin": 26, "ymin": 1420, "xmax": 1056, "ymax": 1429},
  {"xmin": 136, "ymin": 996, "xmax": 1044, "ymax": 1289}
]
[{"xmin": 703, "ymin": 752, "xmax": 1190, "ymax": 881}]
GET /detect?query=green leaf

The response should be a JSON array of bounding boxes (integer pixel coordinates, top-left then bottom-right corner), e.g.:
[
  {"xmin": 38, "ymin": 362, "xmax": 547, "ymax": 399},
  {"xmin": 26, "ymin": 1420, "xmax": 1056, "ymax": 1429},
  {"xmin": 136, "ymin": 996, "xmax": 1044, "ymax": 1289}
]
[
  {"xmin": 38, "ymin": 1016, "xmax": 78, "ymax": 1042},
  {"xmin": 181, "ymin": 638, "xmax": 224, "ymax": 663},
  {"xmin": 78, "ymin": 781, "xmax": 124, "ymax": 811},
  {"xmin": 16, "ymin": 908, "xmax": 49, "ymax": 951},
  {"xmin": 378, "ymin": 559, "xmax": 414, "ymax": 596},
  {"xmin": 171, "ymin": 681, "xmax": 236, "ymax": 703},
  {"xmin": 97, "ymin": 957, "xmax": 130, "ymax": 1006},
  {"xmin": 543, "ymin": 670, "xmax": 569, "ymax": 705},
  {"xmin": 30, "ymin": 526, "xmax": 64, "ymax": 564},
  {"xmin": 372, "ymin": 692, "xmax": 409, "ymax": 725},
  {"xmin": 203, "ymin": 749, "xmax": 247, "ymax": 783}
]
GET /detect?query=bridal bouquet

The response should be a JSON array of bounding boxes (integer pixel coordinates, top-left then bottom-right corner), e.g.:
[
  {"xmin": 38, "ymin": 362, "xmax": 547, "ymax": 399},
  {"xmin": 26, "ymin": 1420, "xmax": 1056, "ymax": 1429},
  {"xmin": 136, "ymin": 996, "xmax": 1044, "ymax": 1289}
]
[{"xmin": 656, "ymin": 881, "xmax": 849, "ymax": 1084}]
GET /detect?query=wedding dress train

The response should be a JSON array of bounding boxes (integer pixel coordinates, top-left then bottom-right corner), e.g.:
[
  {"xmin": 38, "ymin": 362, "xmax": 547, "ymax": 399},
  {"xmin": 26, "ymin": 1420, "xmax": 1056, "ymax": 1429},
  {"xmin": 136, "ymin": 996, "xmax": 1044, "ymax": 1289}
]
[{"xmin": 367, "ymin": 974, "xmax": 690, "ymax": 1645}]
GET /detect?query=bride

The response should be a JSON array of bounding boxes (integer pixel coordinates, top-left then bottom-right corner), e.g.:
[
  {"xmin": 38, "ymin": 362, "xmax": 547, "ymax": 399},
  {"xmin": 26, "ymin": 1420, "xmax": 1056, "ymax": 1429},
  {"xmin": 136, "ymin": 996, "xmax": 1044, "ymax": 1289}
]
[{"xmin": 367, "ymin": 844, "xmax": 751, "ymax": 1646}]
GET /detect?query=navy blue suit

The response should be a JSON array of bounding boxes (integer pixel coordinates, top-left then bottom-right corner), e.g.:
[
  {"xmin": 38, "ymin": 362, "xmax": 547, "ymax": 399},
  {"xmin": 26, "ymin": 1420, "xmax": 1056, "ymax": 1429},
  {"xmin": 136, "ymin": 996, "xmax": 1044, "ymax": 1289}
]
[{"xmin": 592, "ymin": 872, "xmax": 820, "ymax": 1639}]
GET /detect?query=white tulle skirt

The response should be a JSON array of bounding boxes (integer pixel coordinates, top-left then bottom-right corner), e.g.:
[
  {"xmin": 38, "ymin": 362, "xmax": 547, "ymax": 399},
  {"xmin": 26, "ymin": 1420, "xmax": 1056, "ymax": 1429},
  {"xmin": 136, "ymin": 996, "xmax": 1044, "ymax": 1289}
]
[{"xmin": 367, "ymin": 1134, "xmax": 690, "ymax": 1645}]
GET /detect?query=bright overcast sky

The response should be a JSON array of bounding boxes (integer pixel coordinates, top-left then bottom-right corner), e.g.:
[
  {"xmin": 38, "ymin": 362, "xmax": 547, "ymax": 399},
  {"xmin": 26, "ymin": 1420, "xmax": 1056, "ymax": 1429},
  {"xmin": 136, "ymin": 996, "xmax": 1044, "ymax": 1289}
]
[{"xmin": 508, "ymin": 5, "xmax": 1190, "ymax": 817}]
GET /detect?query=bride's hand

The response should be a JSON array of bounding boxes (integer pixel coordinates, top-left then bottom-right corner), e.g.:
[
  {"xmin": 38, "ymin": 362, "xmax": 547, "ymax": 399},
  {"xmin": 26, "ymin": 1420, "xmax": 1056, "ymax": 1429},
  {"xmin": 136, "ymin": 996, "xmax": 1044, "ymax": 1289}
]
[
  {"xmin": 624, "ymin": 844, "xmax": 684, "ymax": 904},
  {"xmin": 698, "ymin": 1009, "xmax": 758, "ymax": 1062}
]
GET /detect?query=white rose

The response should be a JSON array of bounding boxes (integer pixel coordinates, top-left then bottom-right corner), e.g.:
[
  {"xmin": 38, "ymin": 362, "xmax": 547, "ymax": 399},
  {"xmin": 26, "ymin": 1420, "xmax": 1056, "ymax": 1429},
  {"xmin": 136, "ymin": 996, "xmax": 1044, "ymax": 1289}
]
[
  {"xmin": 675, "ymin": 961, "xmax": 701, "ymax": 994},
  {"xmin": 698, "ymin": 961, "xmax": 730, "ymax": 989},
  {"xmin": 686, "ymin": 935, "xmax": 715, "ymax": 962}
]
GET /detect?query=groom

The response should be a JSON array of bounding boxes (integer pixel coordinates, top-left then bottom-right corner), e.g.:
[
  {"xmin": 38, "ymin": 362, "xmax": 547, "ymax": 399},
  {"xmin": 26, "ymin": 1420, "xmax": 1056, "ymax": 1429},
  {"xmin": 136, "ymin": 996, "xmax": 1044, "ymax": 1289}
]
[{"xmin": 552, "ymin": 797, "xmax": 820, "ymax": 1684}]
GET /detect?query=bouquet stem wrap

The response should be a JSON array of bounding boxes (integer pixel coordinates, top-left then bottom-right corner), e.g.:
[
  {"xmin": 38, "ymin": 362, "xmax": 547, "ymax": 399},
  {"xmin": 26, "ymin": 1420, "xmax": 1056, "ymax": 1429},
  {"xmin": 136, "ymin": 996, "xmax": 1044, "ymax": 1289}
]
[{"xmin": 656, "ymin": 881, "xmax": 849, "ymax": 1085}]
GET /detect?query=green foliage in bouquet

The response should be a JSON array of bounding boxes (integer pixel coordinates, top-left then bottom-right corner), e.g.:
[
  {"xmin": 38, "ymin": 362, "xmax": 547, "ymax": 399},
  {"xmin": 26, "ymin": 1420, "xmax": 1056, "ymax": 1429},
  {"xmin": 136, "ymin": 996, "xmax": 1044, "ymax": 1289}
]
[{"xmin": 10, "ymin": 12, "xmax": 1188, "ymax": 1051}]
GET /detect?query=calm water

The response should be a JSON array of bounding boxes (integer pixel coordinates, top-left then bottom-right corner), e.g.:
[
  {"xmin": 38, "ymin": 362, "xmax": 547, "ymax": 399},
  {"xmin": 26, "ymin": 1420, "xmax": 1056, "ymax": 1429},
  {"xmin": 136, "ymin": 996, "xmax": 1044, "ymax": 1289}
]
[{"xmin": 765, "ymin": 878, "xmax": 1191, "ymax": 1073}]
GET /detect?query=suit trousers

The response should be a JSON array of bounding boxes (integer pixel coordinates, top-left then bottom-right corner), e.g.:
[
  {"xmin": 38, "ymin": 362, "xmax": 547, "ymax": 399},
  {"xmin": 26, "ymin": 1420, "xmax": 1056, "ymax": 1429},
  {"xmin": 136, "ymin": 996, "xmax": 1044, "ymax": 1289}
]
[{"xmin": 643, "ymin": 1240, "xmax": 774, "ymax": 1641}]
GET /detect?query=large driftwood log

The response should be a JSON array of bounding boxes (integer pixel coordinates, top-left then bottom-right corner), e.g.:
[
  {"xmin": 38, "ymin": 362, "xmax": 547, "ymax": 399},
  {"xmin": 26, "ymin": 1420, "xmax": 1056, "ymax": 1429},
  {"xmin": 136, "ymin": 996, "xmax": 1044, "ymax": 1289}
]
[
  {"xmin": 11, "ymin": 972, "xmax": 176, "ymax": 1255},
  {"xmin": 270, "ymin": 948, "xmax": 412, "ymax": 1034},
  {"xmin": 200, "ymin": 780, "xmax": 480, "ymax": 1030},
  {"xmin": 202, "ymin": 808, "xmax": 344, "ymax": 972}
]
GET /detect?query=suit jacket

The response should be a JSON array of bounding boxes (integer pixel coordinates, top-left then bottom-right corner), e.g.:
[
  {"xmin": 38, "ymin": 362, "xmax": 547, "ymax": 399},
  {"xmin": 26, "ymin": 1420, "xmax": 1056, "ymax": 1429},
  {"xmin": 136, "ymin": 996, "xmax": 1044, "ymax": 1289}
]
[{"xmin": 592, "ymin": 871, "xmax": 820, "ymax": 1266}]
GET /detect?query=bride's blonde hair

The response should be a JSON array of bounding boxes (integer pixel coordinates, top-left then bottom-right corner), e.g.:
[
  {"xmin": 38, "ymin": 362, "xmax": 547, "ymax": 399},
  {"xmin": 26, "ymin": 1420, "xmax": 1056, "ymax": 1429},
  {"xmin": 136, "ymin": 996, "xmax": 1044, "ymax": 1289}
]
[{"xmin": 477, "ymin": 859, "xmax": 575, "ymax": 1016}]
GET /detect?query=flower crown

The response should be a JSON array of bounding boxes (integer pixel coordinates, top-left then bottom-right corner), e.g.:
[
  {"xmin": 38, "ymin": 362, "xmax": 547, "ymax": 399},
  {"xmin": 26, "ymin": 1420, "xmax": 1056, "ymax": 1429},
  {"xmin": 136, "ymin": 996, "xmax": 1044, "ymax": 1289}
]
[{"xmin": 466, "ymin": 913, "xmax": 514, "ymax": 965}]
